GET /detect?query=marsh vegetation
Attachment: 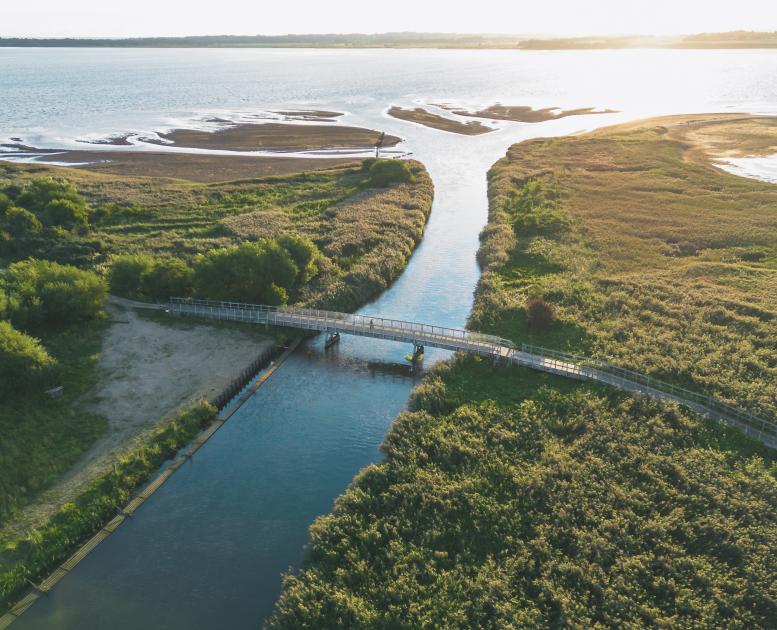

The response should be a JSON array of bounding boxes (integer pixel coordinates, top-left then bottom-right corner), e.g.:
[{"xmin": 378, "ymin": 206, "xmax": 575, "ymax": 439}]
[{"xmin": 269, "ymin": 116, "xmax": 777, "ymax": 628}]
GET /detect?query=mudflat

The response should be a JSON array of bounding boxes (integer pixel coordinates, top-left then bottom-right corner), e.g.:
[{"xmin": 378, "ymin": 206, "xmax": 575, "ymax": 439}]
[
  {"xmin": 388, "ymin": 106, "xmax": 493, "ymax": 135},
  {"xmin": 438, "ymin": 103, "xmax": 617, "ymax": 123},
  {"xmin": 35, "ymin": 150, "xmax": 360, "ymax": 182},
  {"xmin": 149, "ymin": 122, "xmax": 401, "ymax": 151}
]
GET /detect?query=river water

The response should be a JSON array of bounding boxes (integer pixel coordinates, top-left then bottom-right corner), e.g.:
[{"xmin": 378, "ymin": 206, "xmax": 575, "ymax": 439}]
[{"xmin": 4, "ymin": 48, "xmax": 777, "ymax": 628}]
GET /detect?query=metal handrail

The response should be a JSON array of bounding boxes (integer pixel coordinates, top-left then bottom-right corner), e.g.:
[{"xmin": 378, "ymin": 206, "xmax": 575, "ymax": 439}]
[
  {"xmin": 520, "ymin": 342, "xmax": 776, "ymax": 444},
  {"xmin": 169, "ymin": 297, "xmax": 515, "ymax": 351},
  {"xmin": 166, "ymin": 298, "xmax": 775, "ymax": 447}
]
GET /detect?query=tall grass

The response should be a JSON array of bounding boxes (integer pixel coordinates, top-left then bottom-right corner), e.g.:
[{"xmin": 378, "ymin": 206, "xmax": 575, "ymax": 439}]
[{"xmin": 268, "ymin": 118, "xmax": 777, "ymax": 628}]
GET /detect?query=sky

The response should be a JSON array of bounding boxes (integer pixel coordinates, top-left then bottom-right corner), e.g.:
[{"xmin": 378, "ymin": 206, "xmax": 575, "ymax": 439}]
[{"xmin": 1, "ymin": 0, "xmax": 776, "ymax": 39}]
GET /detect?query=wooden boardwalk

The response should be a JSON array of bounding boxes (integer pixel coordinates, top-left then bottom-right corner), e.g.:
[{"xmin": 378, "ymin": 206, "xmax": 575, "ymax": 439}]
[{"xmin": 166, "ymin": 298, "xmax": 777, "ymax": 448}]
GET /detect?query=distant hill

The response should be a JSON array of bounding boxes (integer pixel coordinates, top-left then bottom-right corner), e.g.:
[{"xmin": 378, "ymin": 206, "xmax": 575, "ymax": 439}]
[{"xmin": 1, "ymin": 31, "xmax": 777, "ymax": 49}]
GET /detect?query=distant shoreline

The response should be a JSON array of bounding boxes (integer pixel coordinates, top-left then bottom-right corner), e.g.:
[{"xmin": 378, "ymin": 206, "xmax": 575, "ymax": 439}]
[{"xmin": 2, "ymin": 31, "xmax": 777, "ymax": 50}]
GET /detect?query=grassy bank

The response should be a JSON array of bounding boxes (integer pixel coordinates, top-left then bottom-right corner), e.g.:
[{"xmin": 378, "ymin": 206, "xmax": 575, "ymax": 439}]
[
  {"xmin": 268, "ymin": 116, "xmax": 777, "ymax": 628},
  {"xmin": 0, "ymin": 402, "xmax": 216, "ymax": 611},
  {"xmin": 0, "ymin": 157, "xmax": 433, "ymax": 615},
  {"xmin": 0, "ymin": 324, "xmax": 107, "ymax": 526},
  {"xmin": 0, "ymin": 159, "xmax": 433, "ymax": 311}
]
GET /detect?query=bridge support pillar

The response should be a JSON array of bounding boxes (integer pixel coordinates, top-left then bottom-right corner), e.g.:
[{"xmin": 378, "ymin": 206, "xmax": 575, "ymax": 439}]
[{"xmin": 325, "ymin": 332, "xmax": 341, "ymax": 349}]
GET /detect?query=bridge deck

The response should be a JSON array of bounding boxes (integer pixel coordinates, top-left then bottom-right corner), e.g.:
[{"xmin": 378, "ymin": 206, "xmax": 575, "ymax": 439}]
[{"xmin": 166, "ymin": 298, "xmax": 777, "ymax": 449}]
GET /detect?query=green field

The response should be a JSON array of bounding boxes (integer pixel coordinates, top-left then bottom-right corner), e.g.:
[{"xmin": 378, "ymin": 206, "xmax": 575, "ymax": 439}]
[{"xmin": 268, "ymin": 116, "xmax": 777, "ymax": 628}]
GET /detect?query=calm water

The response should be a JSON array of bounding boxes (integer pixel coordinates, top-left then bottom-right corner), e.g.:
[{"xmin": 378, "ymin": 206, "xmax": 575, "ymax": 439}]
[{"xmin": 4, "ymin": 48, "xmax": 777, "ymax": 628}]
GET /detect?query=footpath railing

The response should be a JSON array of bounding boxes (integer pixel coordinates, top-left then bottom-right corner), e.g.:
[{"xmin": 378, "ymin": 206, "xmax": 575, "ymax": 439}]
[
  {"xmin": 165, "ymin": 297, "xmax": 776, "ymax": 449},
  {"xmin": 518, "ymin": 343, "xmax": 777, "ymax": 448},
  {"xmin": 168, "ymin": 298, "xmax": 515, "ymax": 358}
]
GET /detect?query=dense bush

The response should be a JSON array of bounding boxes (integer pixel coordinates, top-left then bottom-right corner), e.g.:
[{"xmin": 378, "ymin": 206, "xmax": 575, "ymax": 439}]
[
  {"xmin": 526, "ymin": 297, "xmax": 555, "ymax": 331},
  {"xmin": 270, "ymin": 379, "xmax": 777, "ymax": 629},
  {"xmin": 0, "ymin": 177, "xmax": 90, "ymax": 237},
  {"xmin": 270, "ymin": 121, "xmax": 777, "ymax": 628},
  {"xmin": 3, "ymin": 259, "xmax": 107, "ymax": 331},
  {"xmin": 15, "ymin": 177, "xmax": 87, "ymax": 216},
  {"xmin": 367, "ymin": 159, "xmax": 414, "ymax": 187},
  {"xmin": 108, "ymin": 253, "xmax": 155, "ymax": 298},
  {"xmin": 0, "ymin": 321, "xmax": 55, "ymax": 396},
  {"xmin": 276, "ymin": 233, "xmax": 319, "ymax": 279},
  {"xmin": 108, "ymin": 235, "xmax": 321, "ymax": 303},
  {"xmin": 140, "ymin": 258, "xmax": 194, "ymax": 300},
  {"xmin": 193, "ymin": 241, "xmax": 297, "ymax": 304},
  {"xmin": 43, "ymin": 198, "xmax": 89, "ymax": 228},
  {"xmin": 4, "ymin": 206, "xmax": 42, "ymax": 236}
]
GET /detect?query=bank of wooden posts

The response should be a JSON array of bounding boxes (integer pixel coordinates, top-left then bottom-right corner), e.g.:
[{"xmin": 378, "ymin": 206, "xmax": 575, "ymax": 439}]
[{"xmin": 210, "ymin": 346, "xmax": 275, "ymax": 410}]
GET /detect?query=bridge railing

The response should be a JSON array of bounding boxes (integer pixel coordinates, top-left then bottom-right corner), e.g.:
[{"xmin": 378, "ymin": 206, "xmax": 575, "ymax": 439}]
[
  {"xmin": 521, "ymin": 342, "xmax": 777, "ymax": 446},
  {"xmin": 168, "ymin": 298, "xmax": 515, "ymax": 353}
]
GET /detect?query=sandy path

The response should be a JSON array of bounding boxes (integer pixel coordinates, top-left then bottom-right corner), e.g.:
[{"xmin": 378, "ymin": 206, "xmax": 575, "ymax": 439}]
[{"xmin": 3, "ymin": 303, "xmax": 273, "ymax": 537}]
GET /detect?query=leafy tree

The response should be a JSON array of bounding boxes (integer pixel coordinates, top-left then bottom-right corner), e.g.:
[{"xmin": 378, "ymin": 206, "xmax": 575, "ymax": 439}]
[
  {"xmin": 277, "ymin": 233, "xmax": 319, "ymax": 280},
  {"xmin": 3, "ymin": 206, "xmax": 42, "ymax": 236},
  {"xmin": 11, "ymin": 177, "xmax": 91, "ymax": 231},
  {"xmin": 4, "ymin": 259, "xmax": 107, "ymax": 331},
  {"xmin": 262, "ymin": 241, "xmax": 300, "ymax": 290},
  {"xmin": 367, "ymin": 159, "xmax": 413, "ymax": 187},
  {"xmin": 108, "ymin": 254, "xmax": 155, "ymax": 297},
  {"xmin": 0, "ymin": 321, "xmax": 55, "ymax": 396},
  {"xmin": 193, "ymin": 241, "xmax": 298, "ymax": 305},
  {"xmin": 0, "ymin": 183, "xmax": 23, "ymax": 202},
  {"xmin": 43, "ymin": 198, "xmax": 89, "ymax": 228},
  {"xmin": 140, "ymin": 258, "xmax": 194, "ymax": 300},
  {"xmin": 0, "ymin": 192, "xmax": 11, "ymax": 215}
]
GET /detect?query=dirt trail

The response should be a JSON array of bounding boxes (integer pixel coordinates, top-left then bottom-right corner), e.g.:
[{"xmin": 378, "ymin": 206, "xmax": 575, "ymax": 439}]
[{"xmin": 3, "ymin": 304, "xmax": 273, "ymax": 537}]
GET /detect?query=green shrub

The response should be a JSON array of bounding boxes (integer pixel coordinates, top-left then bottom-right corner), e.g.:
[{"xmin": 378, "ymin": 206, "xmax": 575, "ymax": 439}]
[
  {"xmin": 15, "ymin": 177, "xmax": 87, "ymax": 216},
  {"xmin": 193, "ymin": 241, "xmax": 299, "ymax": 304},
  {"xmin": 3, "ymin": 206, "xmax": 42, "ymax": 236},
  {"xmin": 0, "ymin": 183, "xmax": 23, "ymax": 202},
  {"xmin": 4, "ymin": 259, "xmax": 107, "ymax": 331},
  {"xmin": 526, "ymin": 297, "xmax": 555, "ymax": 331},
  {"xmin": 277, "ymin": 233, "xmax": 319, "ymax": 280},
  {"xmin": 43, "ymin": 198, "xmax": 89, "ymax": 228},
  {"xmin": 367, "ymin": 159, "xmax": 413, "ymax": 187},
  {"xmin": 140, "ymin": 258, "xmax": 194, "ymax": 300},
  {"xmin": 0, "ymin": 321, "xmax": 55, "ymax": 396},
  {"xmin": 0, "ymin": 192, "xmax": 11, "ymax": 214},
  {"xmin": 108, "ymin": 254, "xmax": 155, "ymax": 298},
  {"xmin": 360, "ymin": 157, "xmax": 378, "ymax": 172}
]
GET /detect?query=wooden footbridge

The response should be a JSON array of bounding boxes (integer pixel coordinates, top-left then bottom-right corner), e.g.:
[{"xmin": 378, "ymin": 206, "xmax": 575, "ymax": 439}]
[{"xmin": 165, "ymin": 298, "xmax": 777, "ymax": 448}]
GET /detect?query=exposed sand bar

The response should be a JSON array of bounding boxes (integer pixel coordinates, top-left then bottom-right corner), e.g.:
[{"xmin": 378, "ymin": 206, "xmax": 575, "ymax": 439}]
[
  {"xmin": 24, "ymin": 150, "xmax": 360, "ymax": 183},
  {"xmin": 668, "ymin": 116, "xmax": 777, "ymax": 158},
  {"xmin": 388, "ymin": 106, "xmax": 493, "ymax": 135},
  {"xmin": 148, "ymin": 122, "xmax": 401, "ymax": 152},
  {"xmin": 437, "ymin": 104, "xmax": 618, "ymax": 123},
  {"xmin": 272, "ymin": 110, "xmax": 344, "ymax": 121}
]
